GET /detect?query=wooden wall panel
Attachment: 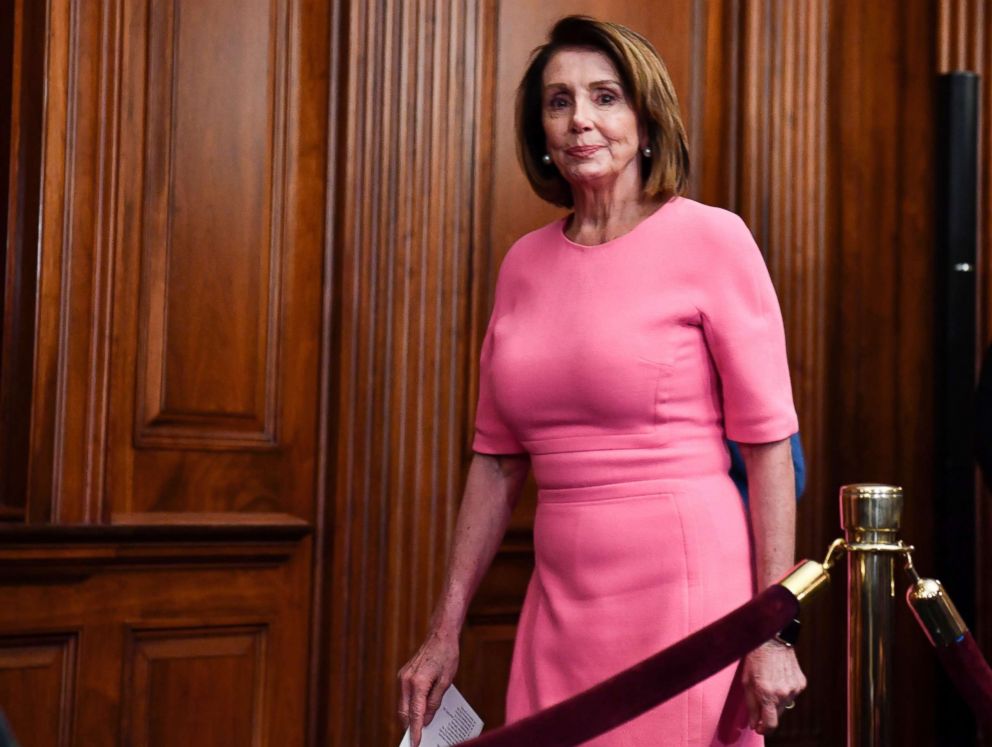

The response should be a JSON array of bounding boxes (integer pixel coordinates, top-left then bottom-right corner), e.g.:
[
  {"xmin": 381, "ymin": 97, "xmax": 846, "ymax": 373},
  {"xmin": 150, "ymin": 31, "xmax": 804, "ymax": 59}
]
[
  {"xmin": 20, "ymin": 0, "xmax": 327, "ymax": 522},
  {"xmin": 0, "ymin": 528, "xmax": 308, "ymax": 747},
  {"xmin": 124, "ymin": 625, "xmax": 267, "ymax": 747},
  {"xmin": 0, "ymin": 633, "xmax": 77, "ymax": 747},
  {"xmin": 133, "ymin": 0, "xmax": 282, "ymax": 450},
  {"xmin": 0, "ymin": 0, "xmax": 330, "ymax": 745},
  {"xmin": 324, "ymin": 2, "xmax": 490, "ymax": 743},
  {"xmin": 109, "ymin": 0, "xmax": 325, "ymax": 518}
]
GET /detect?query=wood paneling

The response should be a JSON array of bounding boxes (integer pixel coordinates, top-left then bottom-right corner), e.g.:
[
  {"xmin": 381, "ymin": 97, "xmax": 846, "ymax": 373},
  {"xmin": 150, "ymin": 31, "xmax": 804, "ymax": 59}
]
[
  {"xmin": 0, "ymin": 633, "xmax": 77, "ymax": 747},
  {"xmin": 324, "ymin": 2, "xmax": 491, "ymax": 743},
  {"xmin": 133, "ymin": 0, "xmax": 283, "ymax": 450},
  {"xmin": 0, "ymin": 527, "xmax": 308, "ymax": 746},
  {"xmin": 0, "ymin": 0, "xmax": 329, "ymax": 745},
  {"xmin": 124, "ymin": 625, "xmax": 267, "ymax": 747},
  {"xmin": 20, "ymin": 0, "xmax": 326, "ymax": 522}
]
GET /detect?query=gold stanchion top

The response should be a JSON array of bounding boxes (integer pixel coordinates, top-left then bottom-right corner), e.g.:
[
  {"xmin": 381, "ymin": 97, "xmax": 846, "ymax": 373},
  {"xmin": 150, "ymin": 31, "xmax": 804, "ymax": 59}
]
[
  {"xmin": 839, "ymin": 483, "xmax": 903, "ymax": 536},
  {"xmin": 906, "ymin": 578, "xmax": 968, "ymax": 646},
  {"xmin": 778, "ymin": 559, "xmax": 831, "ymax": 604}
]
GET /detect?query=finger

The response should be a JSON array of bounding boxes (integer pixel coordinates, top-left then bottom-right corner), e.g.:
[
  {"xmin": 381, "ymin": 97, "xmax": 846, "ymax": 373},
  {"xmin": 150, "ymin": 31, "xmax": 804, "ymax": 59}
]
[
  {"xmin": 424, "ymin": 678, "xmax": 449, "ymax": 727},
  {"xmin": 410, "ymin": 682, "xmax": 429, "ymax": 747},
  {"xmin": 759, "ymin": 700, "xmax": 778, "ymax": 734},
  {"xmin": 745, "ymin": 687, "xmax": 761, "ymax": 730},
  {"xmin": 398, "ymin": 671, "xmax": 411, "ymax": 726}
]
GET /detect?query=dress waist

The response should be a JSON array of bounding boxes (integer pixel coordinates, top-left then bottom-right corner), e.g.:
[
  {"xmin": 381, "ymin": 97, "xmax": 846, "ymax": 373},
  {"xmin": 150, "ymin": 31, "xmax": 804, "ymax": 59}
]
[
  {"xmin": 529, "ymin": 436, "xmax": 732, "ymax": 494},
  {"xmin": 537, "ymin": 474, "xmax": 739, "ymax": 504}
]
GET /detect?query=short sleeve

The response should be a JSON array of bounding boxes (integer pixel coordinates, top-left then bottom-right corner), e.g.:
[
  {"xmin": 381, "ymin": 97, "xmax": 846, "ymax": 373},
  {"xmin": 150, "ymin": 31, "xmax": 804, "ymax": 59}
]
[
  {"xmin": 699, "ymin": 216, "xmax": 799, "ymax": 443},
  {"xmin": 472, "ymin": 309, "xmax": 527, "ymax": 455}
]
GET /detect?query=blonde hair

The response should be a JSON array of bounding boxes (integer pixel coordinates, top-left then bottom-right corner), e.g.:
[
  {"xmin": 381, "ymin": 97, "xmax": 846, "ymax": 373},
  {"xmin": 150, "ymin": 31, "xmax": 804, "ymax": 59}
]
[{"xmin": 516, "ymin": 16, "xmax": 690, "ymax": 208}]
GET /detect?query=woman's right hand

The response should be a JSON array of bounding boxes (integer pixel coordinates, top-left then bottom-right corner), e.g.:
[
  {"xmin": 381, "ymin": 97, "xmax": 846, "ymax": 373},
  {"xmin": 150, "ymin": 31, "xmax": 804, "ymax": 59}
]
[{"xmin": 397, "ymin": 629, "xmax": 460, "ymax": 746}]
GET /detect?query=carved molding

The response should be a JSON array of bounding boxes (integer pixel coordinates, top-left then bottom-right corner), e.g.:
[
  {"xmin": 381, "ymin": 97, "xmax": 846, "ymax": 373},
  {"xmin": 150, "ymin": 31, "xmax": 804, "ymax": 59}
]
[
  {"xmin": 736, "ymin": 1, "xmax": 830, "ymax": 740},
  {"xmin": 0, "ymin": 513, "xmax": 310, "ymax": 580},
  {"xmin": 326, "ymin": 1, "xmax": 494, "ymax": 744}
]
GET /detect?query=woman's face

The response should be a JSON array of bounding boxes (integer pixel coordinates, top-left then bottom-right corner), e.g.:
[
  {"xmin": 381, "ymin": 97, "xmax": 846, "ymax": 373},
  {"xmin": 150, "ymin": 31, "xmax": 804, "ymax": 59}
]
[{"xmin": 541, "ymin": 47, "xmax": 644, "ymax": 191}]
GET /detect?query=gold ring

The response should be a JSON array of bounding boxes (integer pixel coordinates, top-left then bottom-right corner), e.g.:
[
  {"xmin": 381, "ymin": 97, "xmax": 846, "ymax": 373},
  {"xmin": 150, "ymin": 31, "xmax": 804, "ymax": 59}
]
[{"xmin": 784, "ymin": 701, "xmax": 796, "ymax": 710}]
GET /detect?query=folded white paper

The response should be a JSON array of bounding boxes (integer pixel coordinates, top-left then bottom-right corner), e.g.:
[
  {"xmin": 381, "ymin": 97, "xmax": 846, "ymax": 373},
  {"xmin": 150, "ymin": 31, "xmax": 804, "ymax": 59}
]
[{"xmin": 399, "ymin": 684, "xmax": 484, "ymax": 747}]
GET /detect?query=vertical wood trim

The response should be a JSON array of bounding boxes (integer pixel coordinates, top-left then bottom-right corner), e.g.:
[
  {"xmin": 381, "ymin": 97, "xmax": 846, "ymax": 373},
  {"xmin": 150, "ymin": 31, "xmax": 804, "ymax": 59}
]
[
  {"xmin": 736, "ymin": 1, "xmax": 830, "ymax": 740},
  {"xmin": 84, "ymin": 0, "xmax": 121, "ymax": 522},
  {"xmin": 26, "ymin": 0, "xmax": 123, "ymax": 523},
  {"xmin": 307, "ymin": 0, "xmax": 344, "ymax": 737},
  {"xmin": 326, "ymin": 1, "xmax": 493, "ymax": 743},
  {"xmin": 0, "ymin": 0, "xmax": 46, "ymax": 521}
]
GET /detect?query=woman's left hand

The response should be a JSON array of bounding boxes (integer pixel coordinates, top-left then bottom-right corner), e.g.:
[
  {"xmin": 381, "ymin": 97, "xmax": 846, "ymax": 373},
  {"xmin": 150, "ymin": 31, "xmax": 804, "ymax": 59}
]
[{"xmin": 741, "ymin": 640, "xmax": 807, "ymax": 734}]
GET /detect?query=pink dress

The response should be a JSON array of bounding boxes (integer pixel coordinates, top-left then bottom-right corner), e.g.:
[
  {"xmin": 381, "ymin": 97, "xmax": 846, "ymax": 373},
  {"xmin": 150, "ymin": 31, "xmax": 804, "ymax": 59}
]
[{"xmin": 472, "ymin": 197, "xmax": 798, "ymax": 746}]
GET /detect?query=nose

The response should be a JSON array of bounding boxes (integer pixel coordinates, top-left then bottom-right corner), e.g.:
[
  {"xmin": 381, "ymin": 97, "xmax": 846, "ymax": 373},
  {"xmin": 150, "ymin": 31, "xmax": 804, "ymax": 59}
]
[{"xmin": 570, "ymin": 97, "xmax": 594, "ymax": 132}]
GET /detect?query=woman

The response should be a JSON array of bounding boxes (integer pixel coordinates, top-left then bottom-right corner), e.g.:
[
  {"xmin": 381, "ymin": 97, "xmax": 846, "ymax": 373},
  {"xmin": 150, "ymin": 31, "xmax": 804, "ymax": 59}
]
[{"xmin": 399, "ymin": 16, "xmax": 805, "ymax": 746}]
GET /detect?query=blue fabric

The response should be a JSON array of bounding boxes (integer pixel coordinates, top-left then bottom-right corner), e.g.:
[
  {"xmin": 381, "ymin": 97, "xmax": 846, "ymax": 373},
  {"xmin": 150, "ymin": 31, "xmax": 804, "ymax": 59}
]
[
  {"xmin": 0, "ymin": 711, "xmax": 20, "ymax": 747},
  {"xmin": 728, "ymin": 432, "xmax": 806, "ymax": 505}
]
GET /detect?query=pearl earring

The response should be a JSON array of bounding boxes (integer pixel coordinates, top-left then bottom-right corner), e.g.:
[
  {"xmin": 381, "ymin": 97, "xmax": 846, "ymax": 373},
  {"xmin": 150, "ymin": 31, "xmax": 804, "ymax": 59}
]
[
  {"xmin": 642, "ymin": 146, "xmax": 652, "ymax": 158},
  {"xmin": 542, "ymin": 154, "xmax": 552, "ymax": 165}
]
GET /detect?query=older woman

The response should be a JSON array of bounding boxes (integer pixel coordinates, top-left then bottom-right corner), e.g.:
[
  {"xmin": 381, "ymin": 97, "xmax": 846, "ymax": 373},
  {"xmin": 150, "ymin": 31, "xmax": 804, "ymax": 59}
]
[{"xmin": 399, "ymin": 16, "xmax": 805, "ymax": 746}]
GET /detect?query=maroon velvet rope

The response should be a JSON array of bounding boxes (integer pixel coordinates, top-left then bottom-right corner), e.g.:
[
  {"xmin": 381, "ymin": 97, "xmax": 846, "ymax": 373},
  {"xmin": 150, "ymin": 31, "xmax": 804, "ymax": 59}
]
[
  {"xmin": 461, "ymin": 584, "xmax": 799, "ymax": 747},
  {"xmin": 933, "ymin": 632, "xmax": 992, "ymax": 731}
]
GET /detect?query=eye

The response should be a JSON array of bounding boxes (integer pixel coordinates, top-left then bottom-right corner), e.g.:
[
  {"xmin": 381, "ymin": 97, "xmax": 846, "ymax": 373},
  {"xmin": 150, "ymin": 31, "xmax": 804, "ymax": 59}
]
[
  {"xmin": 547, "ymin": 94, "xmax": 570, "ymax": 110},
  {"xmin": 597, "ymin": 90, "xmax": 620, "ymax": 105}
]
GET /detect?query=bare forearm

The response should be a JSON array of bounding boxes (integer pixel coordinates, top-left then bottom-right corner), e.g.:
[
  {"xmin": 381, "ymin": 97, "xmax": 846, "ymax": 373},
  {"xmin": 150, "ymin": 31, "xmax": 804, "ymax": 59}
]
[
  {"xmin": 739, "ymin": 438, "xmax": 796, "ymax": 589},
  {"xmin": 429, "ymin": 453, "xmax": 529, "ymax": 637}
]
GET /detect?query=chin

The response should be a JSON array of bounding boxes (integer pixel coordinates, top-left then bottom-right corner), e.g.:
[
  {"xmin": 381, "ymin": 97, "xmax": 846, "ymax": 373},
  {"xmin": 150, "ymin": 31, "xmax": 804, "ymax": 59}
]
[{"xmin": 565, "ymin": 168, "xmax": 616, "ymax": 185}]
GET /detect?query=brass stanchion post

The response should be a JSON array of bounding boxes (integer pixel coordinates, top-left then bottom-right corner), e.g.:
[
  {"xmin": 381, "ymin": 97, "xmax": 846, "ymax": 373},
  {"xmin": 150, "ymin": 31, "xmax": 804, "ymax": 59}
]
[{"xmin": 840, "ymin": 484, "xmax": 904, "ymax": 746}]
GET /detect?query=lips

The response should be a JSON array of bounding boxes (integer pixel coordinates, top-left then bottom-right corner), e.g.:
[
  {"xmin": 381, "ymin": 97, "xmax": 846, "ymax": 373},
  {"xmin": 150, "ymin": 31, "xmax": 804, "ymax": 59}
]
[{"xmin": 565, "ymin": 145, "xmax": 602, "ymax": 157}]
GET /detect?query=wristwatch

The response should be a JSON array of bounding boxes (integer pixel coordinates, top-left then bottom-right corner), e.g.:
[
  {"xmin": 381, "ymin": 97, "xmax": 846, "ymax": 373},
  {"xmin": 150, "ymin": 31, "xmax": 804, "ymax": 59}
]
[{"xmin": 774, "ymin": 617, "xmax": 801, "ymax": 648}]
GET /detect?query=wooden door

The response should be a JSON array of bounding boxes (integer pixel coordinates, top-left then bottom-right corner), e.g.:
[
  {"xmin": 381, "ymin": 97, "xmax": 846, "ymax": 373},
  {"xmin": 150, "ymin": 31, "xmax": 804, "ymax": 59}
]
[{"xmin": 0, "ymin": 0, "xmax": 330, "ymax": 744}]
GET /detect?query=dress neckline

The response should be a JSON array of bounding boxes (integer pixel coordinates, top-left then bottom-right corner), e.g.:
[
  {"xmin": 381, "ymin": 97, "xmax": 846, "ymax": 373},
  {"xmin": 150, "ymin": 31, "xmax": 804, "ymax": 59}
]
[{"xmin": 558, "ymin": 195, "xmax": 680, "ymax": 250}]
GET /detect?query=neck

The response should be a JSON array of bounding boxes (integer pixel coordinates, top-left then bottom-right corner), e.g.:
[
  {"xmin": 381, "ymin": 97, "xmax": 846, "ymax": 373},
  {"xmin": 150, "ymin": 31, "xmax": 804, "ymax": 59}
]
[{"xmin": 568, "ymin": 175, "xmax": 662, "ymax": 245}]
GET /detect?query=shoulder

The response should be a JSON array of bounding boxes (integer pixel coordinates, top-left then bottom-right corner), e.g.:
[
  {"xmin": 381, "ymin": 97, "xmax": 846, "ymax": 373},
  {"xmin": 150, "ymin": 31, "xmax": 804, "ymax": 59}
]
[
  {"xmin": 496, "ymin": 217, "xmax": 564, "ymax": 281},
  {"xmin": 665, "ymin": 199, "xmax": 772, "ymax": 308},
  {"xmin": 666, "ymin": 197, "xmax": 756, "ymax": 254}
]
